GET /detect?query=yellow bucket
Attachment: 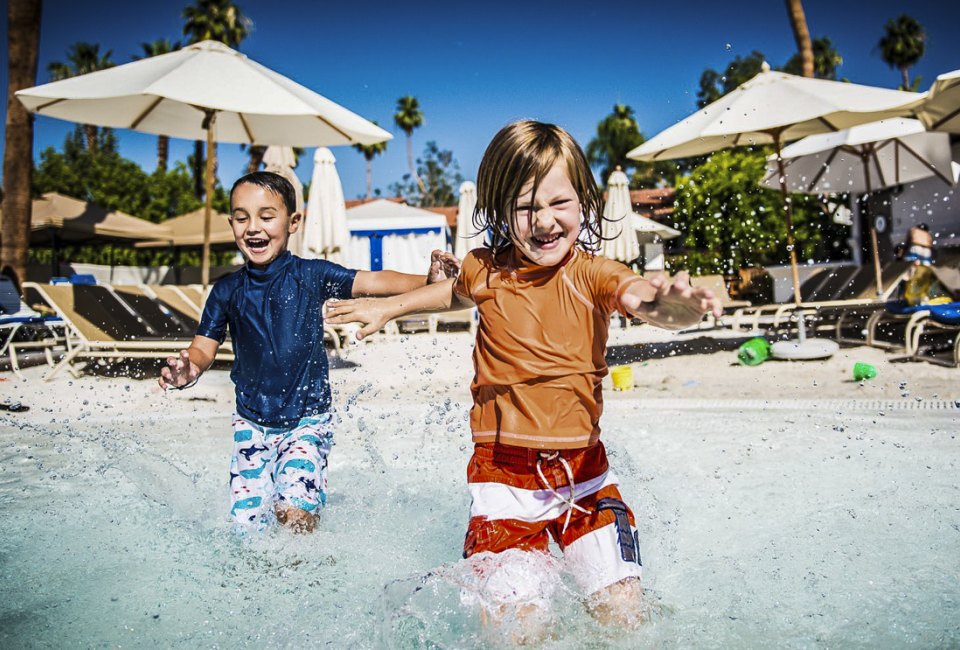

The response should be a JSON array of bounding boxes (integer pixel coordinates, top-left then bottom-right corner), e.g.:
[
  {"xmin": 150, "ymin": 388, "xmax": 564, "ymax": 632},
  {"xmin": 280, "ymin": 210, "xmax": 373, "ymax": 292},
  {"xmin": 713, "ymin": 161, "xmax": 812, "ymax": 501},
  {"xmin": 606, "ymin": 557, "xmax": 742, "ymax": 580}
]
[{"xmin": 610, "ymin": 365, "xmax": 634, "ymax": 391}]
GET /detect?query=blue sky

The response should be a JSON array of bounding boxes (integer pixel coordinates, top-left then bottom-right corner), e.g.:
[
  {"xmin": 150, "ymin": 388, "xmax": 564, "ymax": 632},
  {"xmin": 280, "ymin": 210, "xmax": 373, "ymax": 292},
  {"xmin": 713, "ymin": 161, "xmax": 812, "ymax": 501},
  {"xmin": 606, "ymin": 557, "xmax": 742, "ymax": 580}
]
[{"xmin": 2, "ymin": 0, "xmax": 958, "ymax": 202}]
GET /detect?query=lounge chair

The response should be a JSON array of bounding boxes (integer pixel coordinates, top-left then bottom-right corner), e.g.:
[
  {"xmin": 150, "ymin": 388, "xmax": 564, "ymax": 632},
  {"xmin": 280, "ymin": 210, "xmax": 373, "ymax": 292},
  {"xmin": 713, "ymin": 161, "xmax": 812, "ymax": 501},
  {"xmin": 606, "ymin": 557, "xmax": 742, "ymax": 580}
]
[
  {"xmin": 142, "ymin": 285, "xmax": 203, "ymax": 323},
  {"xmin": 693, "ymin": 275, "xmax": 751, "ymax": 328},
  {"xmin": 1, "ymin": 278, "xmax": 66, "ymax": 377},
  {"xmin": 905, "ymin": 302, "xmax": 960, "ymax": 367},
  {"xmin": 729, "ymin": 267, "xmax": 830, "ymax": 330},
  {"xmin": 23, "ymin": 282, "xmax": 233, "ymax": 381},
  {"xmin": 736, "ymin": 263, "xmax": 910, "ymax": 336}
]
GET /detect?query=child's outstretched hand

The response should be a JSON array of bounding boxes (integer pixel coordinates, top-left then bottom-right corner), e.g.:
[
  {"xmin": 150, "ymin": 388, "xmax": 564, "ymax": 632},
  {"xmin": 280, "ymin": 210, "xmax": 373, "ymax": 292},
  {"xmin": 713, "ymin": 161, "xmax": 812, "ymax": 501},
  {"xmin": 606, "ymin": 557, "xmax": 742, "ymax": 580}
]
[
  {"xmin": 325, "ymin": 298, "xmax": 392, "ymax": 341},
  {"xmin": 427, "ymin": 250, "xmax": 461, "ymax": 284},
  {"xmin": 159, "ymin": 350, "xmax": 200, "ymax": 390},
  {"xmin": 626, "ymin": 271, "xmax": 723, "ymax": 330}
]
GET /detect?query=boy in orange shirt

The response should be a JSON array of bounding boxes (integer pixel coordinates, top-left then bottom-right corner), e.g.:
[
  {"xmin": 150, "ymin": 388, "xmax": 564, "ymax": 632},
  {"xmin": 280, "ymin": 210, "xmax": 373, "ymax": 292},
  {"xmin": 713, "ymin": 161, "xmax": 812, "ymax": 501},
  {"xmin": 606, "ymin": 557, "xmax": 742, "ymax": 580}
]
[{"xmin": 327, "ymin": 121, "xmax": 721, "ymax": 632}]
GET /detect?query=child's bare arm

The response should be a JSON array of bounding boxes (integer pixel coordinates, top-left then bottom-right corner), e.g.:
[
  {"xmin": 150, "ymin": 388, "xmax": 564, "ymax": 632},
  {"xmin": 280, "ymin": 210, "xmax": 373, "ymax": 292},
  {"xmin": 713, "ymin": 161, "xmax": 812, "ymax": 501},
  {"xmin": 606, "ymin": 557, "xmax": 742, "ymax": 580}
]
[
  {"xmin": 158, "ymin": 335, "xmax": 220, "ymax": 390},
  {"xmin": 621, "ymin": 271, "xmax": 722, "ymax": 330},
  {"xmin": 326, "ymin": 279, "xmax": 472, "ymax": 340},
  {"xmin": 351, "ymin": 250, "xmax": 461, "ymax": 297}
]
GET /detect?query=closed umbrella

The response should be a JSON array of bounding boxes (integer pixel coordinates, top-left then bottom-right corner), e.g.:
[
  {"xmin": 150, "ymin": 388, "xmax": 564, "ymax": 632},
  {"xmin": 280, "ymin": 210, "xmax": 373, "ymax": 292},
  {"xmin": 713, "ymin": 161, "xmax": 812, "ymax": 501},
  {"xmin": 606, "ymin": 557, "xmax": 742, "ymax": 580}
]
[
  {"xmin": 601, "ymin": 169, "xmax": 640, "ymax": 263},
  {"xmin": 299, "ymin": 147, "xmax": 349, "ymax": 265},
  {"xmin": 454, "ymin": 181, "xmax": 482, "ymax": 259},
  {"xmin": 629, "ymin": 62, "xmax": 922, "ymax": 358},
  {"xmin": 16, "ymin": 40, "xmax": 390, "ymax": 286},
  {"xmin": 760, "ymin": 118, "xmax": 955, "ymax": 293},
  {"xmin": 262, "ymin": 145, "xmax": 305, "ymax": 256}
]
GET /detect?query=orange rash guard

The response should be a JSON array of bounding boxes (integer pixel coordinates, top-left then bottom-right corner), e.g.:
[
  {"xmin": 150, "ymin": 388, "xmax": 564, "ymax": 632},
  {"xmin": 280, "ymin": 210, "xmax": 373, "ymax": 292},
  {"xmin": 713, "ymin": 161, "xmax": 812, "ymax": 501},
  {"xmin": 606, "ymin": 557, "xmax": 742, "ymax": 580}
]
[{"xmin": 454, "ymin": 246, "xmax": 645, "ymax": 450}]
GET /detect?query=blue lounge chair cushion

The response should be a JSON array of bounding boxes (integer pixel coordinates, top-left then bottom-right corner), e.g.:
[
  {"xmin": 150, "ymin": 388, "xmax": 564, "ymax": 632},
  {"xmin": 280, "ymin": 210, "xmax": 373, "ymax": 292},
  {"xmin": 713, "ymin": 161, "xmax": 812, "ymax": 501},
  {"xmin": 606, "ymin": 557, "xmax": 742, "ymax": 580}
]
[
  {"xmin": 928, "ymin": 303, "xmax": 960, "ymax": 325},
  {"xmin": 0, "ymin": 277, "xmax": 20, "ymax": 315},
  {"xmin": 884, "ymin": 300, "xmax": 929, "ymax": 316}
]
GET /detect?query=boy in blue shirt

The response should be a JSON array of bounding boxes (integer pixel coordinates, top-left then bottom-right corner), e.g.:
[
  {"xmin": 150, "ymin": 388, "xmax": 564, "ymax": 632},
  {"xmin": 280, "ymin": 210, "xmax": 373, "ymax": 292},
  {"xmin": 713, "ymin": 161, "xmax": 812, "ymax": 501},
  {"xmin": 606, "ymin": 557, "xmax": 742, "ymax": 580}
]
[{"xmin": 159, "ymin": 171, "xmax": 457, "ymax": 532}]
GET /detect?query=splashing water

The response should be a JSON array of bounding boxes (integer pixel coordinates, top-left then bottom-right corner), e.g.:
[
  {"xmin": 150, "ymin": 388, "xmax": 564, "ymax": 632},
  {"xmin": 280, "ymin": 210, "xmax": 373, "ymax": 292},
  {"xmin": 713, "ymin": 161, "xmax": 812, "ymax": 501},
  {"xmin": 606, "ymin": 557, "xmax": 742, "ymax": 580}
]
[{"xmin": 0, "ymin": 375, "xmax": 958, "ymax": 647}]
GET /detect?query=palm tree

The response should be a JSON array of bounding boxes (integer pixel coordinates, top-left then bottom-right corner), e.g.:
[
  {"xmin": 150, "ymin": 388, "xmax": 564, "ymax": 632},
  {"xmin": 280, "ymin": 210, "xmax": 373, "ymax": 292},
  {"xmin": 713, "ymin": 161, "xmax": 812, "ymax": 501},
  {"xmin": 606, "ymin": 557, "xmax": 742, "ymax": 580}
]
[
  {"xmin": 394, "ymin": 96, "xmax": 425, "ymax": 192},
  {"xmin": 182, "ymin": 0, "xmax": 252, "ymax": 198},
  {"xmin": 784, "ymin": 0, "xmax": 814, "ymax": 78},
  {"xmin": 353, "ymin": 126, "xmax": 388, "ymax": 199},
  {"xmin": 182, "ymin": 0, "xmax": 251, "ymax": 47},
  {"xmin": 1, "ymin": 0, "xmax": 42, "ymax": 287},
  {"xmin": 134, "ymin": 39, "xmax": 182, "ymax": 171},
  {"xmin": 784, "ymin": 36, "xmax": 843, "ymax": 80},
  {"xmin": 877, "ymin": 14, "xmax": 927, "ymax": 90},
  {"xmin": 586, "ymin": 104, "xmax": 646, "ymax": 185},
  {"xmin": 48, "ymin": 42, "xmax": 115, "ymax": 153}
]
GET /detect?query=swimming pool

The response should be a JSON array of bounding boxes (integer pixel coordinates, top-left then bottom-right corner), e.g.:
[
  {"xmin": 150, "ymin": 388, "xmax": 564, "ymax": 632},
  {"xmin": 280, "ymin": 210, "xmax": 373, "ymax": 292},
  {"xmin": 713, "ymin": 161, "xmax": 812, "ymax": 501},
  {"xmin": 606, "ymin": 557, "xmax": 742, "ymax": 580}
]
[{"xmin": 1, "ymin": 379, "xmax": 957, "ymax": 648}]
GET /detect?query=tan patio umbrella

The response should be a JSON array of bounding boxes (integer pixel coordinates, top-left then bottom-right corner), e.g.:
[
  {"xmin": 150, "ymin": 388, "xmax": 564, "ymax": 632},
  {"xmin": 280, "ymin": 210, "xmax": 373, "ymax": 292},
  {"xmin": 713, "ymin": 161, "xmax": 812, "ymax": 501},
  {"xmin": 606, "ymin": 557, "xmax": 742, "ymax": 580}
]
[
  {"xmin": 760, "ymin": 118, "xmax": 955, "ymax": 294},
  {"xmin": 601, "ymin": 169, "xmax": 640, "ymax": 263},
  {"xmin": 0, "ymin": 192, "xmax": 172, "ymax": 276},
  {"xmin": 134, "ymin": 207, "xmax": 235, "ymax": 248},
  {"xmin": 628, "ymin": 62, "xmax": 922, "ymax": 358},
  {"xmin": 915, "ymin": 69, "xmax": 960, "ymax": 133},
  {"xmin": 16, "ymin": 40, "xmax": 391, "ymax": 287},
  {"xmin": 16, "ymin": 192, "xmax": 173, "ymax": 243},
  {"xmin": 454, "ymin": 181, "xmax": 483, "ymax": 259}
]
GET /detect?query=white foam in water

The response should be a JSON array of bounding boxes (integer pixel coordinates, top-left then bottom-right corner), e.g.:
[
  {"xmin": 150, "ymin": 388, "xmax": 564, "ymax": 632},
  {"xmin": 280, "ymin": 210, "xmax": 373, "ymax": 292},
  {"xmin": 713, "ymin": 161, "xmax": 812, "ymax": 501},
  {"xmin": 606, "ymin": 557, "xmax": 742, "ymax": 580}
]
[{"xmin": 1, "ymin": 386, "xmax": 959, "ymax": 648}]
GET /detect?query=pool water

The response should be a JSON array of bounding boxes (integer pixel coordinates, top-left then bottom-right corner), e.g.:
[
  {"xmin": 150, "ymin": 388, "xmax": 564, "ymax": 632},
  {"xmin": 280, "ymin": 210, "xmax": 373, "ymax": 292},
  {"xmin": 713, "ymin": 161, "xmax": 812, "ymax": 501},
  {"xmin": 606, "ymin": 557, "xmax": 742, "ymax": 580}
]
[{"xmin": 1, "ymin": 386, "xmax": 958, "ymax": 648}]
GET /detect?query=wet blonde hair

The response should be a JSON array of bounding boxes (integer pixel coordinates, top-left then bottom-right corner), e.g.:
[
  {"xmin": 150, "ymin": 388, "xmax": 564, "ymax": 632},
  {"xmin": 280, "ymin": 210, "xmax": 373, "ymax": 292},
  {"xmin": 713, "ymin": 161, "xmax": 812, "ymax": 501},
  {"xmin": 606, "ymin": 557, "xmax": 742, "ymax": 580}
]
[{"xmin": 474, "ymin": 120, "xmax": 603, "ymax": 256}]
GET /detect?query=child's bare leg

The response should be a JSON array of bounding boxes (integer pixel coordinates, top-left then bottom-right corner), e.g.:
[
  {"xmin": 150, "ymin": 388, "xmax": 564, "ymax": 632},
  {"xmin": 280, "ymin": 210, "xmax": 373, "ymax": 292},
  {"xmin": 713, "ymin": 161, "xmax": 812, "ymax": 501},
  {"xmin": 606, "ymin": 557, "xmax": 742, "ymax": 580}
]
[
  {"xmin": 275, "ymin": 505, "xmax": 317, "ymax": 533},
  {"xmin": 586, "ymin": 577, "xmax": 647, "ymax": 628},
  {"xmin": 479, "ymin": 602, "xmax": 552, "ymax": 646}
]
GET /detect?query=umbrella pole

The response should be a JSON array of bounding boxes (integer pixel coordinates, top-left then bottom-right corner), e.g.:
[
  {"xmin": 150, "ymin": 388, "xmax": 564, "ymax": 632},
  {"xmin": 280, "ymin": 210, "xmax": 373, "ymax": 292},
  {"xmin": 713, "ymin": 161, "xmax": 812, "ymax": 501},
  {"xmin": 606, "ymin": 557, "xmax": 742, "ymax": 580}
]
[
  {"xmin": 773, "ymin": 131, "xmax": 803, "ymax": 307},
  {"xmin": 773, "ymin": 130, "xmax": 808, "ymax": 343},
  {"xmin": 862, "ymin": 156, "xmax": 882, "ymax": 295},
  {"xmin": 201, "ymin": 110, "xmax": 217, "ymax": 289}
]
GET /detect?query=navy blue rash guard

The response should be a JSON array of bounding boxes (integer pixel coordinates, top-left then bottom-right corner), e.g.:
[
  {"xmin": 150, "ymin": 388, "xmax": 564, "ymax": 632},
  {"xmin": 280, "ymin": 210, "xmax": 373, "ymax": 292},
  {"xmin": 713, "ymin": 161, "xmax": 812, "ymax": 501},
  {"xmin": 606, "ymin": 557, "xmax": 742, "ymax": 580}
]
[{"xmin": 197, "ymin": 251, "xmax": 357, "ymax": 427}]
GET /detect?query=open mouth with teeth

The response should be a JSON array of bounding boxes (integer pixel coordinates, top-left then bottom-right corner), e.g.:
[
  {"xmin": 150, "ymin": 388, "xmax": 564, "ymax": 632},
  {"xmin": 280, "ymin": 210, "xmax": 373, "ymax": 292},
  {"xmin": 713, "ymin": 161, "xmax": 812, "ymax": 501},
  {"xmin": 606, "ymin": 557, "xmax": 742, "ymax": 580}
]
[
  {"xmin": 245, "ymin": 238, "xmax": 270, "ymax": 255},
  {"xmin": 531, "ymin": 232, "xmax": 562, "ymax": 247}
]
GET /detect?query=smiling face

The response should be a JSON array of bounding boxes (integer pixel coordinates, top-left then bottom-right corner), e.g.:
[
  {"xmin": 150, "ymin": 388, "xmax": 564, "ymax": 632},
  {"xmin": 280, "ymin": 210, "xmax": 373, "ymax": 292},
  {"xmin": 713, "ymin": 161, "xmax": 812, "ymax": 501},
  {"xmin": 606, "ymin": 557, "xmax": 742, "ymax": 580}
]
[
  {"xmin": 509, "ymin": 163, "xmax": 581, "ymax": 267},
  {"xmin": 229, "ymin": 182, "xmax": 301, "ymax": 268}
]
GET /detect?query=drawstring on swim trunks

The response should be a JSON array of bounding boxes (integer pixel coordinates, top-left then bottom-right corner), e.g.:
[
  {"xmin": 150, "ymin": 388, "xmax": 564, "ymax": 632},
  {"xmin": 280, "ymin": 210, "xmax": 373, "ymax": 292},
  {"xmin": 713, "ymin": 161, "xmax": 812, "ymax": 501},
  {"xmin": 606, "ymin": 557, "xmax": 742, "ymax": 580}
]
[{"xmin": 535, "ymin": 451, "xmax": 592, "ymax": 535}]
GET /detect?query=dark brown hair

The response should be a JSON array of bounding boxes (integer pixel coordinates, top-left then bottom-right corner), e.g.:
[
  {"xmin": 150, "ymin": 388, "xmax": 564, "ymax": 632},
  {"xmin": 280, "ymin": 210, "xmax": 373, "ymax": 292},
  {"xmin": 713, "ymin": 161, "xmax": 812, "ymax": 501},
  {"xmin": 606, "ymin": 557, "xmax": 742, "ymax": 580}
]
[{"xmin": 474, "ymin": 120, "xmax": 603, "ymax": 255}]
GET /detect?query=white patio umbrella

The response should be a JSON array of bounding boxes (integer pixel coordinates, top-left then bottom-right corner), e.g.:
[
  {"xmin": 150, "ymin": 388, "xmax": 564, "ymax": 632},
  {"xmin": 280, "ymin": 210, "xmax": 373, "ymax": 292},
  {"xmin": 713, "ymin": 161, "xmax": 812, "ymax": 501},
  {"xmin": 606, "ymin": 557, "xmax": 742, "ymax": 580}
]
[
  {"xmin": 299, "ymin": 147, "xmax": 349, "ymax": 265},
  {"xmin": 16, "ymin": 40, "xmax": 391, "ymax": 286},
  {"xmin": 760, "ymin": 118, "xmax": 955, "ymax": 294},
  {"xmin": 628, "ymin": 62, "xmax": 922, "ymax": 304},
  {"xmin": 629, "ymin": 62, "xmax": 922, "ymax": 358},
  {"xmin": 601, "ymin": 169, "xmax": 640, "ymax": 263},
  {"xmin": 262, "ymin": 145, "xmax": 305, "ymax": 255},
  {"xmin": 915, "ymin": 69, "xmax": 960, "ymax": 133},
  {"xmin": 454, "ymin": 181, "xmax": 483, "ymax": 259}
]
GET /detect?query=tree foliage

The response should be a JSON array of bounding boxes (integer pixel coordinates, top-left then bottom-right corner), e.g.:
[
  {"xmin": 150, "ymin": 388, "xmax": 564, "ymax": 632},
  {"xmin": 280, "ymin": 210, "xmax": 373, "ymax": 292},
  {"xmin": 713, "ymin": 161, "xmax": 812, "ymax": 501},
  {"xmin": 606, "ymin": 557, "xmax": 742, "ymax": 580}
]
[
  {"xmin": 697, "ymin": 50, "xmax": 766, "ymax": 108},
  {"xmin": 877, "ymin": 14, "xmax": 926, "ymax": 90},
  {"xmin": 30, "ymin": 127, "xmax": 233, "ymax": 266},
  {"xmin": 182, "ymin": 0, "xmax": 251, "ymax": 47},
  {"xmin": 389, "ymin": 141, "xmax": 462, "ymax": 208},
  {"xmin": 33, "ymin": 126, "xmax": 228, "ymax": 223},
  {"xmin": 784, "ymin": 36, "xmax": 843, "ymax": 80},
  {"xmin": 354, "ymin": 124, "xmax": 388, "ymax": 199},
  {"xmin": 47, "ymin": 42, "xmax": 115, "ymax": 153},
  {"xmin": 670, "ymin": 149, "xmax": 849, "ymax": 275}
]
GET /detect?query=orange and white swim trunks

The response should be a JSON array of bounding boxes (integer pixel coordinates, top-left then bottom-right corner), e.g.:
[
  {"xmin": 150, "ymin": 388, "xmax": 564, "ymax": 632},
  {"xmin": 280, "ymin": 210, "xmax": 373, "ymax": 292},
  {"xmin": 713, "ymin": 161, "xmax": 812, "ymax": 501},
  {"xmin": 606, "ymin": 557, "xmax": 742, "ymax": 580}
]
[{"xmin": 463, "ymin": 441, "xmax": 643, "ymax": 596}]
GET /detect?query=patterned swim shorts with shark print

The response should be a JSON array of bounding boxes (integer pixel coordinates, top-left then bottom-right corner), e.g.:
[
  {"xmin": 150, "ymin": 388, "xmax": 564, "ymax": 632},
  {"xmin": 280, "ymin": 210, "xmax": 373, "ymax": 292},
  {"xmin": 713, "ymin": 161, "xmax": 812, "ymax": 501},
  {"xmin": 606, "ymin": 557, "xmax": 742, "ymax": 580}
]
[{"xmin": 229, "ymin": 412, "xmax": 335, "ymax": 526}]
